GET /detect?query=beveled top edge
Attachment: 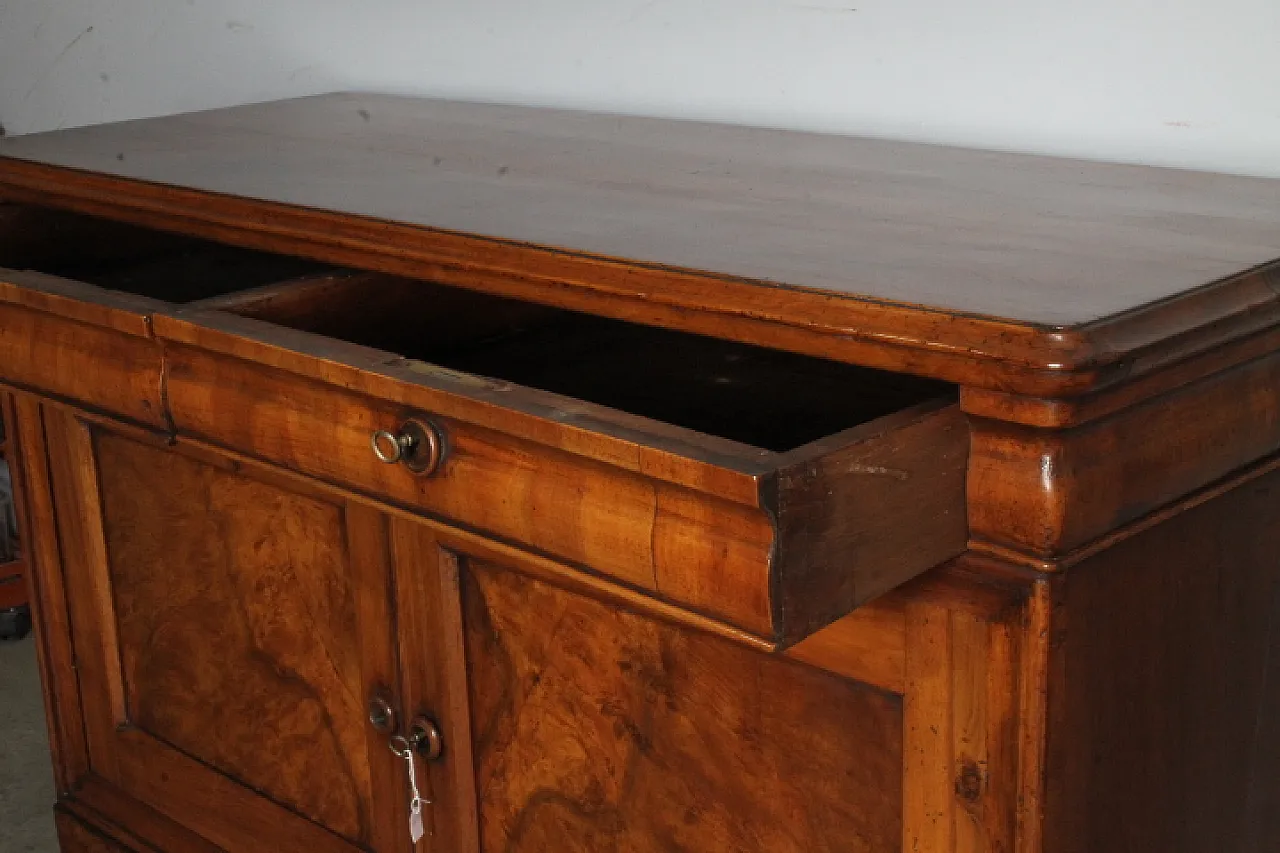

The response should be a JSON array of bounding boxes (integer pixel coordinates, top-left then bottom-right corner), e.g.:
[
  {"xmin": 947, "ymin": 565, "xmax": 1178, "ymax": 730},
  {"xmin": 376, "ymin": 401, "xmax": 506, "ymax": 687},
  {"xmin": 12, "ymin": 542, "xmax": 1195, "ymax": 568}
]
[{"xmin": 0, "ymin": 93, "xmax": 1278, "ymax": 396}]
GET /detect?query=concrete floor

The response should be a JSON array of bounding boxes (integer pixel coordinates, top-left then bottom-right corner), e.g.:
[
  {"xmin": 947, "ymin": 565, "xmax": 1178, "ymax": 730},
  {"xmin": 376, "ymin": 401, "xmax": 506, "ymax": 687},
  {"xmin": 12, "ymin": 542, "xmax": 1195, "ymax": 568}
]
[{"xmin": 0, "ymin": 635, "xmax": 58, "ymax": 852}]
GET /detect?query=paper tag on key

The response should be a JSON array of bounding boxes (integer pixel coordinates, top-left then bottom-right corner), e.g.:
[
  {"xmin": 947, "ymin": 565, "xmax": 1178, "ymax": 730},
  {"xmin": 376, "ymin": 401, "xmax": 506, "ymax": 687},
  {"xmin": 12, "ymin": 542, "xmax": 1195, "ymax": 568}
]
[
  {"xmin": 391, "ymin": 736, "xmax": 430, "ymax": 845},
  {"xmin": 410, "ymin": 803, "xmax": 425, "ymax": 844}
]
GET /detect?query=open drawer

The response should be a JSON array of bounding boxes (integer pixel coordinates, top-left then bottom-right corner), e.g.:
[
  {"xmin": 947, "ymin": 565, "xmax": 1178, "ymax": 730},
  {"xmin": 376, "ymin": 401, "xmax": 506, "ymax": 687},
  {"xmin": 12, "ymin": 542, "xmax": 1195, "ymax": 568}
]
[
  {"xmin": 0, "ymin": 202, "xmax": 966, "ymax": 645},
  {"xmin": 0, "ymin": 204, "xmax": 327, "ymax": 426},
  {"xmin": 155, "ymin": 270, "xmax": 968, "ymax": 646}
]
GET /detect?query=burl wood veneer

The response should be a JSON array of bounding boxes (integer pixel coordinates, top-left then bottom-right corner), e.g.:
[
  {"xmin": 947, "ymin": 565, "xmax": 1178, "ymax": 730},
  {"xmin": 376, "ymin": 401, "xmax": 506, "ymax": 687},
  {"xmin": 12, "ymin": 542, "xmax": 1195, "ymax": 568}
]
[
  {"xmin": 462, "ymin": 562, "xmax": 903, "ymax": 852},
  {"xmin": 0, "ymin": 94, "xmax": 1278, "ymax": 853}
]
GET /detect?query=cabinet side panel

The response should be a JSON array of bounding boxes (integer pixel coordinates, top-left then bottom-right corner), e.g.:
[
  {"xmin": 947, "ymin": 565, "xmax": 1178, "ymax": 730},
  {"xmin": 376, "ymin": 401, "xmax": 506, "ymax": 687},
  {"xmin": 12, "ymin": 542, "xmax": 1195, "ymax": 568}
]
[
  {"xmin": 1045, "ymin": 465, "xmax": 1280, "ymax": 852},
  {"xmin": 461, "ymin": 559, "xmax": 904, "ymax": 853}
]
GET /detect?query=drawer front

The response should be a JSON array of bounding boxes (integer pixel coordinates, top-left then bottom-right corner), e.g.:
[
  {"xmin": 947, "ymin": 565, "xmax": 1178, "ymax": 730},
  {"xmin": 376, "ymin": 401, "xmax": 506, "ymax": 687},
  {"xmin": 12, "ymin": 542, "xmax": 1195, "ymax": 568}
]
[
  {"xmin": 0, "ymin": 273, "xmax": 166, "ymax": 428},
  {"xmin": 0, "ymin": 203, "xmax": 334, "ymax": 428},
  {"xmin": 163, "ymin": 341, "xmax": 780, "ymax": 635}
]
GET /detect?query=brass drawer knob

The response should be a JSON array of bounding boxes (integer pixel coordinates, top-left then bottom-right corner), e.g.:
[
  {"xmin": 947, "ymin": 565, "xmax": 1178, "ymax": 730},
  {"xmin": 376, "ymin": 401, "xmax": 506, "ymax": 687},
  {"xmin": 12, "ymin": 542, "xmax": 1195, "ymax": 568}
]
[
  {"xmin": 370, "ymin": 418, "xmax": 446, "ymax": 475},
  {"xmin": 409, "ymin": 715, "xmax": 444, "ymax": 761}
]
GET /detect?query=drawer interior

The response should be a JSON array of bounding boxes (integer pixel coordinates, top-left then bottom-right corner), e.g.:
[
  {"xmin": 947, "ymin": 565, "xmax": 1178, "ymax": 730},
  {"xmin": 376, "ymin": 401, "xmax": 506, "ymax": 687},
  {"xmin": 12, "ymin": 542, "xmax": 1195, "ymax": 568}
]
[
  {"xmin": 223, "ymin": 272, "xmax": 953, "ymax": 451},
  {"xmin": 0, "ymin": 204, "xmax": 327, "ymax": 302},
  {"xmin": 0, "ymin": 203, "xmax": 953, "ymax": 451}
]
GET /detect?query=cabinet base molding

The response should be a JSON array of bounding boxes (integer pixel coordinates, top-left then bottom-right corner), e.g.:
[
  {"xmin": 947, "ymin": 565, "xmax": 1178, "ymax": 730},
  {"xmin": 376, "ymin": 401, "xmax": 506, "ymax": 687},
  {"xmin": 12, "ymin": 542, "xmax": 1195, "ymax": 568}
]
[{"xmin": 54, "ymin": 778, "xmax": 221, "ymax": 853}]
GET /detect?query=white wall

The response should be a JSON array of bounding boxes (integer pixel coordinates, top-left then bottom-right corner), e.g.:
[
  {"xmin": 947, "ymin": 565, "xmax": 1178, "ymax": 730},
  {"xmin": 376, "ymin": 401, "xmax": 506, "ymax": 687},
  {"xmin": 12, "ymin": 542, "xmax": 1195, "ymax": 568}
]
[{"xmin": 1, "ymin": 0, "xmax": 1279, "ymax": 177}]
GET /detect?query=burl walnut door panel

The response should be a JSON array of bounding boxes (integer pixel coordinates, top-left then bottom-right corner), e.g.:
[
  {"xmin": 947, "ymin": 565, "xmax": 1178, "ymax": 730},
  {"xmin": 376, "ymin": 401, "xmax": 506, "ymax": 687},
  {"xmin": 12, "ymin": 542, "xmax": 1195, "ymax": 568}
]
[
  {"xmin": 453, "ymin": 552, "xmax": 905, "ymax": 853},
  {"xmin": 42, "ymin": 407, "xmax": 414, "ymax": 853}
]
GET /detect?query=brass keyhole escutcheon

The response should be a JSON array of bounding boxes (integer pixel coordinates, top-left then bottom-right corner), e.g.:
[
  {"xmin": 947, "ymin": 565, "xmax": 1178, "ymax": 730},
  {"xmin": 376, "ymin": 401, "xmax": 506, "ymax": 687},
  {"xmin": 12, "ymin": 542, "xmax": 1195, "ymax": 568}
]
[{"xmin": 367, "ymin": 693, "xmax": 397, "ymax": 735}]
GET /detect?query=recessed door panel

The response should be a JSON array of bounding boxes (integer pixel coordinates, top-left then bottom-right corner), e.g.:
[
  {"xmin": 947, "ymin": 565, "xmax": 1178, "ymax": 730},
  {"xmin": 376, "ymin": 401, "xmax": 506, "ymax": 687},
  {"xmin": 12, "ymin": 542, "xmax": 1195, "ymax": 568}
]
[
  {"xmin": 459, "ymin": 556, "xmax": 905, "ymax": 853},
  {"xmin": 45, "ymin": 410, "xmax": 410, "ymax": 853}
]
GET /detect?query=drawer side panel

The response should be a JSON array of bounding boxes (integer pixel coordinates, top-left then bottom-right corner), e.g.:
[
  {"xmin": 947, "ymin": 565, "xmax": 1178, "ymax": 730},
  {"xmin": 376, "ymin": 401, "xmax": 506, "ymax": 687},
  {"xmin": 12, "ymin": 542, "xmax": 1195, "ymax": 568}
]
[{"xmin": 774, "ymin": 403, "xmax": 969, "ymax": 643}]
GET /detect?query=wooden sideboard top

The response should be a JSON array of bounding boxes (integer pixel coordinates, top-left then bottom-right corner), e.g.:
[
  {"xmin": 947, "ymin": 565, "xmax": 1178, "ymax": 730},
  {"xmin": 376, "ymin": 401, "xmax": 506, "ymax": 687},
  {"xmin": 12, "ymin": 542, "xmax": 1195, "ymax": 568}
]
[{"xmin": 2, "ymin": 92, "xmax": 1278, "ymax": 394}]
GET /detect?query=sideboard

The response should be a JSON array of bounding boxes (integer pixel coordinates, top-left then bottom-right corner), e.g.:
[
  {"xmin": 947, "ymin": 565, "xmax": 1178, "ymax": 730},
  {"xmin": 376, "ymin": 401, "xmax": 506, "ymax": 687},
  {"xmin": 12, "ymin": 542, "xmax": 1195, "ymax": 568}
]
[{"xmin": 1, "ymin": 94, "xmax": 1279, "ymax": 853}]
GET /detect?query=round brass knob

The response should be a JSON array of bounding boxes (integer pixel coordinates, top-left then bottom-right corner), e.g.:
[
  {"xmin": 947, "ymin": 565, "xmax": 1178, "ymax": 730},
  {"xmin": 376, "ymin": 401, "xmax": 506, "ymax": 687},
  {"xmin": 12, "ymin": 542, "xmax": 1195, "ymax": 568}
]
[
  {"xmin": 409, "ymin": 715, "xmax": 444, "ymax": 761},
  {"xmin": 370, "ymin": 418, "xmax": 447, "ymax": 475}
]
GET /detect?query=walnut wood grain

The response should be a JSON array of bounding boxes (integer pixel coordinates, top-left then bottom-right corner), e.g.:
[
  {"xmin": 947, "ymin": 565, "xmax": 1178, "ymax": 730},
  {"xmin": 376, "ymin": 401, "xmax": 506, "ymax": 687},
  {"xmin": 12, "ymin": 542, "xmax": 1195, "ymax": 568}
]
[
  {"xmin": 1015, "ymin": 581, "xmax": 1053, "ymax": 853},
  {"xmin": 163, "ymin": 426, "xmax": 783, "ymax": 655},
  {"xmin": 162, "ymin": 419, "xmax": 944, "ymax": 697},
  {"xmin": 5, "ymin": 395, "xmax": 91, "ymax": 791},
  {"xmin": 157, "ymin": 313, "xmax": 773, "ymax": 502},
  {"xmin": 186, "ymin": 269, "xmax": 383, "ymax": 316},
  {"xmin": 783, "ymin": 595, "xmax": 908, "ymax": 693},
  {"xmin": 903, "ymin": 599, "xmax": 1022, "ymax": 853},
  {"xmin": 55, "ymin": 809, "xmax": 136, "ymax": 853},
  {"xmin": 4, "ymin": 95, "xmax": 1280, "ymax": 396},
  {"xmin": 969, "ymin": 349, "xmax": 1280, "ymax": 557},
  {"xmin": 43, "ymin": 409, "xmax": 132, "ymax": 787},
  {"xmin": 461, "ymin": 557, "xmax": 905, "ymax": 853},
  {"xmin": 169, "ymin": 419, "xmax": 931, "ymax": 696},
  {"xmin": 388, "ymin": 520, "xmax": 482, "ymax": 851},
  {"xmin": 6, "ymin": 94, "xmax": 1280, "ymax": 853},
  {"xmin": 161, "ymin": 332, "xmax": 966, "ymax": 643},
  {"xmin": 61, "ymin": 777, "xmax": 225, "ymax": 853},
  {"xmin": 162, "ymin": 340, "xmax": 728, "ymax": 600},
  {"xmin": 44, "ymin": 411, "xmax": 410, "ymax": 853},
  {"xmin": 1042, "ymin": 466, "xmax": 1280, "ymax": 852},
  {"xmin": 0, "ymin": 284, "xmax": 166, "ymax": 428},
  {"xmin": 961, "ymin": 322, "xmax": 1280, "ymax": 428},
  {"xmin": 97, "ymin": 431, "xmax": 375, "ymax": 842},
  {"xmin": 771, "ymin": 400, "xmax": 968, "ymax": 640},
  {"xmin": 0, "ymin": 260, "xmax": 166, "ymax": 337}
]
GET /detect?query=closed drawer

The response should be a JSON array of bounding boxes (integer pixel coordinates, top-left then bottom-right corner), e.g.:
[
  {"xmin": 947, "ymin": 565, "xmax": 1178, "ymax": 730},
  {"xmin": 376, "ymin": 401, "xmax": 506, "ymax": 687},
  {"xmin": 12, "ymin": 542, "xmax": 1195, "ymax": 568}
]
[
  {"xmin": 0, "ymin": 270, "xmax": 166, "ymax": 427},
  {"xmin": 154, "ymin": 272, "xmax": 968, "ymax": 646},
  {"xmin": 0, "ymin": 204, "xmax": 326, "ymax": 427}
]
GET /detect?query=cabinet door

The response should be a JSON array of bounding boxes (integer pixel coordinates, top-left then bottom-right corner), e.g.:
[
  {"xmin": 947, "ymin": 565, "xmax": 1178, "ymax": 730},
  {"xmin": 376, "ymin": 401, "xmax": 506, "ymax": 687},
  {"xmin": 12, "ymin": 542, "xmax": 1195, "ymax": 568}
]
[
  {"xmin": 43, "ymin": 406, "xmax": 418, "ymax": 853},
  {"xmin": 437, "ymin": 542, "xmax": 906, "ymax": 853}
]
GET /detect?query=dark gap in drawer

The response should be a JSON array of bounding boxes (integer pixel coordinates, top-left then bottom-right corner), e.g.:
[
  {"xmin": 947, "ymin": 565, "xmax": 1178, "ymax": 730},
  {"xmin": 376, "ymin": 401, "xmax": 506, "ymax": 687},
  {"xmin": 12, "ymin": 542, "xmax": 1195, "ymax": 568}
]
[
  {"xmin": 441, "ymin": 314, "xmax": 949, "ymax": 451},
  {"xmin": 226, "ymin": 274, "xmax": 953, "ymax": 452},
  {"xmin": 0, "ymin": 204, "xmax": 328, "ymax": 302}
]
